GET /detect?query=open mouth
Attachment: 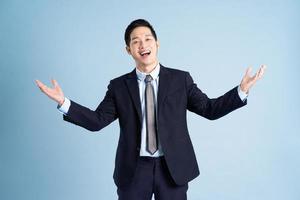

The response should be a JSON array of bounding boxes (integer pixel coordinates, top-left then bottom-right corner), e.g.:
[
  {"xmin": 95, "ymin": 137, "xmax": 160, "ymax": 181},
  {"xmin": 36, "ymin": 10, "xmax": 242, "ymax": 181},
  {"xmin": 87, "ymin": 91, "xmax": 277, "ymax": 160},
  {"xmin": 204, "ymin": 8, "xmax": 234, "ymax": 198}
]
[{"xmin": 139, "ymin": 50, "xmax": 151, "ymax": 57}]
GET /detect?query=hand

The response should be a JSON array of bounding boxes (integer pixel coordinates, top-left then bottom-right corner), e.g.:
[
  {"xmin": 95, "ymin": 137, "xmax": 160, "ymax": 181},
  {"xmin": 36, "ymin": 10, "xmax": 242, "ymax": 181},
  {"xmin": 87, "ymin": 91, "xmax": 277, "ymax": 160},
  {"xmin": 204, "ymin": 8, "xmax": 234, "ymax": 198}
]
[
  {"xmin": 240, "ymin": 64, "xmax": 266, "ymax": 93},
  {"xmin": 35, "ymin": 79, "xmax": 65, "ymax": 106}
]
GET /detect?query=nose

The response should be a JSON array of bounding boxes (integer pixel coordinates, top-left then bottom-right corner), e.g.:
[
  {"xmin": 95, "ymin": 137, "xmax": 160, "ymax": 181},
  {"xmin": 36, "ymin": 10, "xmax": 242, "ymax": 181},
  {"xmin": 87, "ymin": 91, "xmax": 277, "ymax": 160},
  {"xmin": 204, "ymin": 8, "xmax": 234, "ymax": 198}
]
[{"xmin": 139, "ymin": 40, "xmax": 146, "ymax": 49}]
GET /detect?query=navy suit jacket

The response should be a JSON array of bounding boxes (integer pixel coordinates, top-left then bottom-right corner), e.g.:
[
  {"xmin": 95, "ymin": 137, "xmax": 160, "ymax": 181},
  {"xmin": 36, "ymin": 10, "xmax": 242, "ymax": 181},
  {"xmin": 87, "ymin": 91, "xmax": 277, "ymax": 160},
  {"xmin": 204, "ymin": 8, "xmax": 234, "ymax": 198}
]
[{"xmin": 63, "ymin": 65, "xmax": 247, "ymax": 187}]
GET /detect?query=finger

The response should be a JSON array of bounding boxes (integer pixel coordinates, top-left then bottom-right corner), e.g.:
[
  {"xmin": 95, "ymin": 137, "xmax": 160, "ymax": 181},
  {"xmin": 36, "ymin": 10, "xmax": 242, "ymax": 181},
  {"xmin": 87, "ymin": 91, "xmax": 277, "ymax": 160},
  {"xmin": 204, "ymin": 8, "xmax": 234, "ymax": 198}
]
[
  {"xmin": 261, "ymin": 64, "xmax": 267, "ymax": 70},
  {"xmin": 252, "ymin": 65, "xmax": 265, "ymax": 81},
  {"xmin": 51, "ymin": 79, "xmax": 58, "ymax": 88},
  {"xmin": 261, "ymin": 64, "xmax": 267, "ymax": 74},
  {"xmin": 35, "ymin": 79, "xmax": 42, "ymax": 87},
  {"xmin": 245, "ymin": 67, "xmax": 253, "ymax": 77},
  {"xmin": 257, "ymin": 67, "xmax": 263, "ymax": 79},
  {"xmin": 35, "ymin": 79, "xmax": 46, "ymax": 90},
  {"xmin": 257, "ymin": 64, "xmax": 266, "ymax": 79},
  {"xmin": 36, "ymin": 79, "xmax": 51, "ymax": 94},
  {"xmin": 253, "ymin": 67, "xmax": 261, "ymax": 80}
]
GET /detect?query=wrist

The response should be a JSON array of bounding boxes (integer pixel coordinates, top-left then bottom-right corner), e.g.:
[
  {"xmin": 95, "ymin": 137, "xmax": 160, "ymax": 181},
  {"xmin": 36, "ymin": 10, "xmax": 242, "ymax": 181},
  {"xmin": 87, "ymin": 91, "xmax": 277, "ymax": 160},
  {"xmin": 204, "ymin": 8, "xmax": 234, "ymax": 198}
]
[
  {"xmin": 58, "ymin": 97, "xmax": 65, "ymax": 107},
  {"xmin": 240, "ymin": 84, "xmax": 249, "ymax": 94}
]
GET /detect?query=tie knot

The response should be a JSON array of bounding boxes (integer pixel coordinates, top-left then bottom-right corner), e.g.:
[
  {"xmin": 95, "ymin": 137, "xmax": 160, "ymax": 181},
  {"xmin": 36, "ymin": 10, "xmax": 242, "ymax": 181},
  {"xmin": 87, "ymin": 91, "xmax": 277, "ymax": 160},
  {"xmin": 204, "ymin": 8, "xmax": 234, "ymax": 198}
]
[{"xmin": 145, "ymin": 75, "xmax": 153, "ymax": 83}]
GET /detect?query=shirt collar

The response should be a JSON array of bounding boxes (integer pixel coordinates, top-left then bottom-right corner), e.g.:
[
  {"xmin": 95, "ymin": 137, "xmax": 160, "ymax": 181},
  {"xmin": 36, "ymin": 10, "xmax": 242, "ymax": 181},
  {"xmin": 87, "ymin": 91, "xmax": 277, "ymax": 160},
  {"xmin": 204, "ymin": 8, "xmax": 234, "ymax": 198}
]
[{"xmin": 136, "ymin": 63, "xmax": 160, "ymax": 81}]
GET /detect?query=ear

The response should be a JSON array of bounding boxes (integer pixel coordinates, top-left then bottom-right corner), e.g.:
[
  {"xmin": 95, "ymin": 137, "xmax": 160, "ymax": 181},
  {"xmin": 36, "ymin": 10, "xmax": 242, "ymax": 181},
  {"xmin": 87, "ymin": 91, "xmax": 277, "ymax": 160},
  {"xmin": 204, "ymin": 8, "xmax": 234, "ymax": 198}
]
[
  {"xmin": 126, "ymin": 46, "xmax": 132, "ymax": 55},
  {"xmin": 156, "ymin": 40, "xmax": 160, "ymax": 49}
]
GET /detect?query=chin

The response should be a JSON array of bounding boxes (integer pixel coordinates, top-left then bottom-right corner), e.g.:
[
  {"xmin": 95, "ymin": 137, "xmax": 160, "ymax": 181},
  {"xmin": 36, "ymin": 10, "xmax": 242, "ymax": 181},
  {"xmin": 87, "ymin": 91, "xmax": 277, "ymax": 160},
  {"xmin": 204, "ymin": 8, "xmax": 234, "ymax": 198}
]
[{"xmin": 141, "ymin": 62, "xmax": 156, "ymax": 67}]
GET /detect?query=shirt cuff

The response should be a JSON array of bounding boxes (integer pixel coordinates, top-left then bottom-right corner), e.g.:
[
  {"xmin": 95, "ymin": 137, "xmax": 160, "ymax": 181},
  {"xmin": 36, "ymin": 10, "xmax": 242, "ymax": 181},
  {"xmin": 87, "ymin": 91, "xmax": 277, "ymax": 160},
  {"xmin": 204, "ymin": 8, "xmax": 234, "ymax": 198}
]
[
  {"xmin": 57, "ymin": 97, "xmax": 71, "ymax": 115},
  {"xmin": 237, "ymin": 85, "xmax": 248, "ymax": 102}
]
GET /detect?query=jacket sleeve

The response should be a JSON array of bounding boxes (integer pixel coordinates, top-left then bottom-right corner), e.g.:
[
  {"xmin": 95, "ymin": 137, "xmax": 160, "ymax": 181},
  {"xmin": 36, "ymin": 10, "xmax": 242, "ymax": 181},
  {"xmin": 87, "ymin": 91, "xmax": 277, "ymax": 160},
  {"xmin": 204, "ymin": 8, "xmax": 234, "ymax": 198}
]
[
  {"xmin": 63, "ymin": 81, "xmax": 118, "ymax": 131},
  {"xmin": 186, "ymin": 72, "xmax": 247, "ymax": 120}
]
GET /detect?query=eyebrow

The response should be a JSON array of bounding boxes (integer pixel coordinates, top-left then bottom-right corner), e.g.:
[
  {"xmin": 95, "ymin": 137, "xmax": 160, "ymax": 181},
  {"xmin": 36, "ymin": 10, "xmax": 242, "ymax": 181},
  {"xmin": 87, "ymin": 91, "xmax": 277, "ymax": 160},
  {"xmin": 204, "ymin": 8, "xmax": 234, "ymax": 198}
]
[{"xmin": 131, "ymin": 34, "xmax": 153, "ymax": 41}]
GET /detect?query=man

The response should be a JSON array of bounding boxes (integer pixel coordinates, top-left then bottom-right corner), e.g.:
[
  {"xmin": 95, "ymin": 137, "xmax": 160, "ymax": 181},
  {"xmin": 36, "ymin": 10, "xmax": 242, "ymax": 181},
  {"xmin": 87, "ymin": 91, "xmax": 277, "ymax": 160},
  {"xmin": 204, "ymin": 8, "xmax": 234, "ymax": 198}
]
[{"xmin": 36, "ymin": 19, "xmax": 266, "ymax": 200}]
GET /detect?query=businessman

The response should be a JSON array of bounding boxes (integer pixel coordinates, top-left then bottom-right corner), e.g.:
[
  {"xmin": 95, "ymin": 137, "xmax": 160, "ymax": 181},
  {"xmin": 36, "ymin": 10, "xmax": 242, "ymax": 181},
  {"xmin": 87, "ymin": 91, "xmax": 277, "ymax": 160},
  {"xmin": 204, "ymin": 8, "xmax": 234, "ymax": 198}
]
[{"xmin": 36, "ymin": 19, "xmax": 266, "ymax": 200}]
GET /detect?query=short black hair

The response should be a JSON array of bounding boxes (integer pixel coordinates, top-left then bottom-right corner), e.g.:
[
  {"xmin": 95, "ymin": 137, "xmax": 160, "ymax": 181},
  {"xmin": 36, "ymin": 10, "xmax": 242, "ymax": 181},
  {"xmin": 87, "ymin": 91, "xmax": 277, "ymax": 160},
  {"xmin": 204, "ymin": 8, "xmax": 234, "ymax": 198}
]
[{"xmin": 124, "ymin": 19, "xmax": 157, "ymax": 47}]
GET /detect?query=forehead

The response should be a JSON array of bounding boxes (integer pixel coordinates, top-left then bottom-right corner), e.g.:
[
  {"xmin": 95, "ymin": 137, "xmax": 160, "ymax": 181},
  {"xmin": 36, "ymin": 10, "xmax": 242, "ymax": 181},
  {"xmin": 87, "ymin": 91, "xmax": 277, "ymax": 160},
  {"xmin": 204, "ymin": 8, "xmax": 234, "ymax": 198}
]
[{"xmin": 130, "ymin": 26, "xmax": 153, "ymax": 39}]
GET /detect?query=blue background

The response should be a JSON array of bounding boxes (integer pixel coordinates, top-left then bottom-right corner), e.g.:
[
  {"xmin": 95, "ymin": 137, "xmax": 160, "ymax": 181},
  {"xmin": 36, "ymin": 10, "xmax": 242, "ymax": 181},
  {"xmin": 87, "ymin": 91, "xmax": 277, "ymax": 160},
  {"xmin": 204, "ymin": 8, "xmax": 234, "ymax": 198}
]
[{"xmin": 1, "ymin": 0, "xmax": 299, "ymax": 199}]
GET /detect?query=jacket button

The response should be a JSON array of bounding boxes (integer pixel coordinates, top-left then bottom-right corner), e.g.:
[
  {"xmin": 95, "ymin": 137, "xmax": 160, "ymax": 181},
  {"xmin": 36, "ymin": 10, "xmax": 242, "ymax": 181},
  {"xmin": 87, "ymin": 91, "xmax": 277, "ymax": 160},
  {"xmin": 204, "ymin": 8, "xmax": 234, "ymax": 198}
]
[{"xmin": 136, "ymin": 147, "xmax": 140, "ymax": 151}]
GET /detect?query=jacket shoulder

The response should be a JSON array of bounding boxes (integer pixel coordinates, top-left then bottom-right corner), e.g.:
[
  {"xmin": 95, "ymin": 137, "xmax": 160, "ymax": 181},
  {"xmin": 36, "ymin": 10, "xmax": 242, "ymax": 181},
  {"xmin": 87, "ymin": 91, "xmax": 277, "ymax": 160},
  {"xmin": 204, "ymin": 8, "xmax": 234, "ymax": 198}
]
[
  {"xmin": 107, "ymin": 70, "xmax": 134, "ymax": 87},
  {"xmin": 161, "ymin": 66, "xmax": 190, "ymax": 82},
  {"xmin": 163, "ymin": 66, "xmax": 189, "ymax": 74}
]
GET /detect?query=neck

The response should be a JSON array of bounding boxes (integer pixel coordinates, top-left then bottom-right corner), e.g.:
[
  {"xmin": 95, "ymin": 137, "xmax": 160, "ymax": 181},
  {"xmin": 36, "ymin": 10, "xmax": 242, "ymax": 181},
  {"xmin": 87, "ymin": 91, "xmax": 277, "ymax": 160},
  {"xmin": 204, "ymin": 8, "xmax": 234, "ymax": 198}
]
[{"xmin": 136, "ymin": 61, "xmax": 158, "ymax": 74}]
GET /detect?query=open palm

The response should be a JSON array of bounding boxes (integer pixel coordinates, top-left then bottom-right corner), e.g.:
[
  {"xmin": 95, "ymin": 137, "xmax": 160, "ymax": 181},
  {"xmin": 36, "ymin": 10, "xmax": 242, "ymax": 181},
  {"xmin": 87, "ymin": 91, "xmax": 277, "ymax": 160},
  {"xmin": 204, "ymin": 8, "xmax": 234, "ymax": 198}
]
[
  {"xmin": 240, "ymin": 65, "xmax": 266, "ymax": 93},
  {"xmin": 35, "ymin": 79, "xmax": 65, "ymax": 106}
]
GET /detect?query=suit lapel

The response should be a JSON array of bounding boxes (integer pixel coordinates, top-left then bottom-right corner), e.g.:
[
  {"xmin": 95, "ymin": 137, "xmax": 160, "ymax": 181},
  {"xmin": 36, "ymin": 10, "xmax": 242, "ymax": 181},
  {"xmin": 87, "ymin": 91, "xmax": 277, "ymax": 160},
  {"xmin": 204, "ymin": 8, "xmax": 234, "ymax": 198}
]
[
  {"xmin": 157, "ymin": 65, "xmax": 170, "ymax": 118},
  {"xmin": 124, "ymin": 65, "xmax": 171, "ymax": 125},
  {"xmin": 125, "ymin": 69, "xmax": 142, "ymax": 125}
]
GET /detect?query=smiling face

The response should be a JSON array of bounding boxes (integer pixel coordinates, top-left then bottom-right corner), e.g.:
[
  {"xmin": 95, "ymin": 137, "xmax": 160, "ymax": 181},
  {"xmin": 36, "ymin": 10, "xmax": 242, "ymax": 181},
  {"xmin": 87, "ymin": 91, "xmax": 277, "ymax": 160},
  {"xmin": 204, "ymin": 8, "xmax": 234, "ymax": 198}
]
[{"xmin": 126, "ymin": 26, "xmax": 159, "ymax": 73}]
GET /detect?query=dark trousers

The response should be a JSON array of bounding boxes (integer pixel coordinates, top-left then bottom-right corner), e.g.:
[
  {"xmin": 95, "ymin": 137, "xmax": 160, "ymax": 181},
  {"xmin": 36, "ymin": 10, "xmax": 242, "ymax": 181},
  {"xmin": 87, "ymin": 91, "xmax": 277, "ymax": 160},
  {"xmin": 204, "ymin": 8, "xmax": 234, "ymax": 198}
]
[{"xmin": 117, "ymin": 156, "xmax": 188, "ymax": 200}]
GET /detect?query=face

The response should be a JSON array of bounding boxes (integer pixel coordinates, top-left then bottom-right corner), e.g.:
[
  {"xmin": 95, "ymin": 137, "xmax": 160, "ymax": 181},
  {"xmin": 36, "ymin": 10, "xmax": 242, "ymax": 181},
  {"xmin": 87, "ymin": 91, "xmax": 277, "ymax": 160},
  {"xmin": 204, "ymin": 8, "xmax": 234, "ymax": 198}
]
[{"xmin": 126, "ymin": 26, "xmax": 159, "ymax": 72}]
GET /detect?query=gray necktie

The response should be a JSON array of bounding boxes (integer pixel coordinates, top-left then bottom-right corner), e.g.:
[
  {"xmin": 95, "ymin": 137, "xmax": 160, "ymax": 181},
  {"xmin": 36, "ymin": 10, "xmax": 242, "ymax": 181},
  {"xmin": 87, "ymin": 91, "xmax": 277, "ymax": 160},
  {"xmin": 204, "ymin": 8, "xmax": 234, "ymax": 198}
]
[{"xmin": 145, "ymin": 75, "xmax": 158, "ymax": 155}]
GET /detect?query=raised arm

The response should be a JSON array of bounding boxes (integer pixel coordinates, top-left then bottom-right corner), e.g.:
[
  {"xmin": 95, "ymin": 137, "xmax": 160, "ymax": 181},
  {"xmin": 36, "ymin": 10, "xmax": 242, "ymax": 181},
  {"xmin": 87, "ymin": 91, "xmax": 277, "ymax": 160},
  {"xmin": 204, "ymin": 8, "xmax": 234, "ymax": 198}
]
[
  {"xmin": 36, "ymin": 78, "xmax": 118, "ymax": 132},
  {"xmin": 186, "ymin": 65, "xmax": 266, "ymax": 120}
]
